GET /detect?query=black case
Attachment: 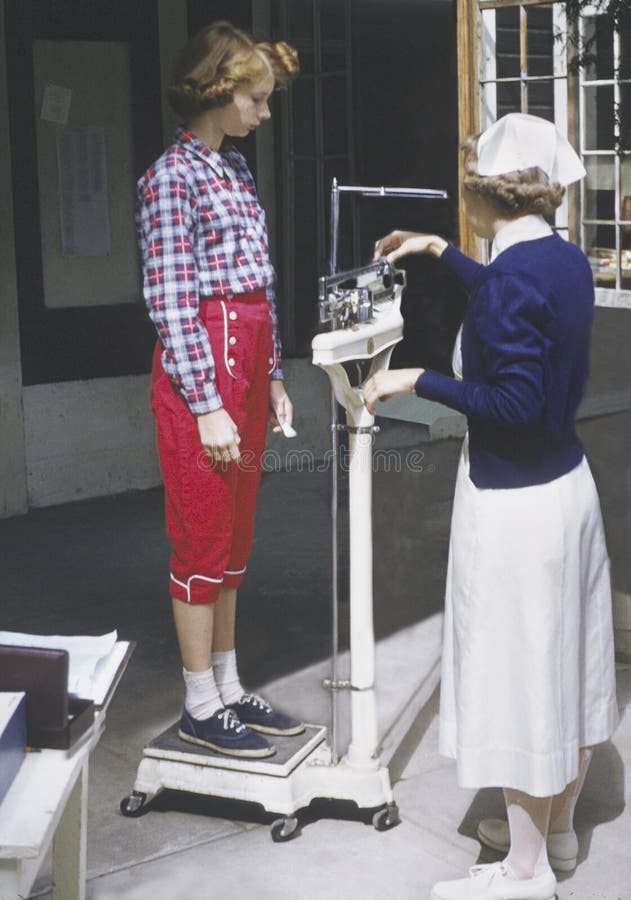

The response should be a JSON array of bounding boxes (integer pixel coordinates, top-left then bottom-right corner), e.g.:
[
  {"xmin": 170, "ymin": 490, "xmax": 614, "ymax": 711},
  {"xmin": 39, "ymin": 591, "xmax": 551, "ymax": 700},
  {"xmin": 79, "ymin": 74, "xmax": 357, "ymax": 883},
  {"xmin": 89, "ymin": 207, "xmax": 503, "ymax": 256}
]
[{"xmin": 0, "ymin": 644, "xmax": 94, "ymax": 749}]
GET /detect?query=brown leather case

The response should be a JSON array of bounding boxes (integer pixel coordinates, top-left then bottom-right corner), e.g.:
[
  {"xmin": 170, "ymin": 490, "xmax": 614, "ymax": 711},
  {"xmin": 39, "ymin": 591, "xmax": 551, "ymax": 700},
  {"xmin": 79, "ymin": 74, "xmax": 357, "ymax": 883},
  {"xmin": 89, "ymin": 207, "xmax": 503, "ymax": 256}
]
[{"xmin": 0, "ymin": 644, "xmax": 95, "ymax": 749}]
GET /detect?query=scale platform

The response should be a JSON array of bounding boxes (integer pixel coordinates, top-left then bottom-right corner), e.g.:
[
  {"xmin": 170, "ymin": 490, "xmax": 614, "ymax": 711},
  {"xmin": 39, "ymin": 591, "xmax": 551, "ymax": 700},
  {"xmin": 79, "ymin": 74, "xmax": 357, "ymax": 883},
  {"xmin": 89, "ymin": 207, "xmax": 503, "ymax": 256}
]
[
  {"xmin": 121, "ymin": 720, "xmax": 398, "ymax": 840},
  {"xmin": 144, "ymin": 721, "xmax": 326, "ymax": 777}
]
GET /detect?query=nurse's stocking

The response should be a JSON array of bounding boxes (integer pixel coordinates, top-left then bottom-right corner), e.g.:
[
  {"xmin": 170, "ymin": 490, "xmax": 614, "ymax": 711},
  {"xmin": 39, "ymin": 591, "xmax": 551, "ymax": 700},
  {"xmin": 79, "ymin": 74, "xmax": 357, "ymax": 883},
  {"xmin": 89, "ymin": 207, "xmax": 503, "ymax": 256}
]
[
  {"xmin": 549, "ymin": 746, "xmax": 593, "ymax": 833},
  {"xmin": 503, "ymin": 789, "xmax": 552, "ymax": 879}
]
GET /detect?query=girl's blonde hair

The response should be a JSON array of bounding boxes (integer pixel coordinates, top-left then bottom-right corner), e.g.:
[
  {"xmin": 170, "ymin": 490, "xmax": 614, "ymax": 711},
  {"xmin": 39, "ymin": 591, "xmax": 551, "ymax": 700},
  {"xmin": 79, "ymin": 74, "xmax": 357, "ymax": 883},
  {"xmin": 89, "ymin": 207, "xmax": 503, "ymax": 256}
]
[
  {"xmin": 167, "ymin": 21, "xmax": 299, "ymax": 119},
  {"xmin": 462, "ymin": 134, "xmax": 565, "ymax": 218}
]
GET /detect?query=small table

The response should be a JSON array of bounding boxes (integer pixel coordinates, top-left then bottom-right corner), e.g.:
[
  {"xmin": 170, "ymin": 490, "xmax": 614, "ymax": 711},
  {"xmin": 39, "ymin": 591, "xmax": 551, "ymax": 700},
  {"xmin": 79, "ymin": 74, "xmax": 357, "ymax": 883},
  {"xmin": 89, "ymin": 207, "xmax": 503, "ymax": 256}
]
[
  {"xmin": 0, "ymin": 715, "xmax": 103, "ymax": 900},
  {"xmin": 0, "ymin": 641, "xmax": 133, "ymax": 900}
]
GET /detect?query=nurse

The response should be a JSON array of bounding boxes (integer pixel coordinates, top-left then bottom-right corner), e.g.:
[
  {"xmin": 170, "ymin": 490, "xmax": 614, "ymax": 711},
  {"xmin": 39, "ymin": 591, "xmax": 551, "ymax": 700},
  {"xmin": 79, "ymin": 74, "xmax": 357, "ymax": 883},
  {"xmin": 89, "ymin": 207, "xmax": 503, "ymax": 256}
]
[{"xmin": 363, "ymin": 113, "xmax": 618, "ymax": 900}]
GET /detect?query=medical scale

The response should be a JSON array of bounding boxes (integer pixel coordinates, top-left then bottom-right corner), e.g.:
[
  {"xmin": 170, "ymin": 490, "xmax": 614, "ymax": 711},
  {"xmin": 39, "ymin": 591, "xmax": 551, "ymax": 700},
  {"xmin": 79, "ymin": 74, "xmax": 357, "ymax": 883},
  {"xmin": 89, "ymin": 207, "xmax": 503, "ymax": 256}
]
[{"xmin": 120, "ymin": 179, "xmax": 447, "ymax": 841}]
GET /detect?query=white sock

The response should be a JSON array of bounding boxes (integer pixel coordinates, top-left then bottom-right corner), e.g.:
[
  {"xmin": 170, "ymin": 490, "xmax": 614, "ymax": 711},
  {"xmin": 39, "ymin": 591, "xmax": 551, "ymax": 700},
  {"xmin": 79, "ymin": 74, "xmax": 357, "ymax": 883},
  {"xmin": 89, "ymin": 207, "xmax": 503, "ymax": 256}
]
[
  {"xmin": 212, "ymin": 649, "xmax": 245, "ymax": 706},
  {"xmin": 182, "ymin": 666, "xmax": 223, "ymax": 720},
  {"xmin": 549, "ymin": 746, "xmax": 593, "ymax": 833},
  {"xmin": 504, "ymin": 789, "xmax": 552, "ymax": 880}
]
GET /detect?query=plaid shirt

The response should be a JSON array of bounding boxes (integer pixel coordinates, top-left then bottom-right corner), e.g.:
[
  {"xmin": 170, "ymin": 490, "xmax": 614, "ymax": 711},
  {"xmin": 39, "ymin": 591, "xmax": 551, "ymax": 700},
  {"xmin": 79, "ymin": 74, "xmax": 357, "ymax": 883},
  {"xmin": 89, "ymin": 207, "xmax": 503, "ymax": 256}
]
[{"xmin": 137, "ymin": 127, "xmax": 283, "ymax": 415}]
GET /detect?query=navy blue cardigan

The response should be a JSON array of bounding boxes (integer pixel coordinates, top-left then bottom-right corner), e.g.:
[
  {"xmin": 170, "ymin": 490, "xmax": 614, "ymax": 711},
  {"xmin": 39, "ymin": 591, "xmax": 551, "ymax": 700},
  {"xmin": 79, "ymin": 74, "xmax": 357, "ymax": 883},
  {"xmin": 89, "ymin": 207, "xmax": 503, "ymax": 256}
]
[{"xmin": 415, "ymin": 235, "xmax": 594, "ymax": 488}]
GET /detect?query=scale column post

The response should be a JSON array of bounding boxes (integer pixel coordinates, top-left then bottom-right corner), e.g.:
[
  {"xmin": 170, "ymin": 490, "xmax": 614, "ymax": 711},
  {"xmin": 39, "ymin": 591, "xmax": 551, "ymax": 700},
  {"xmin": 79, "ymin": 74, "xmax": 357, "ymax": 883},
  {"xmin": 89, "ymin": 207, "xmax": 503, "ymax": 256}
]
[{"xmin": 345, "ymin": 395, "xmax": 380, "ymax": 770}]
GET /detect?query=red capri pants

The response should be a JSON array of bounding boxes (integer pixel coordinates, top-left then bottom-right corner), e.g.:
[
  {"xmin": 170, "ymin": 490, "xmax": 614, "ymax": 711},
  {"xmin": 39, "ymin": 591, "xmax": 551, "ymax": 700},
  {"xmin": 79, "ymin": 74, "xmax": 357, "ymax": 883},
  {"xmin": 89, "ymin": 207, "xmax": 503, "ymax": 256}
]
[{"xmin": 150, "ymin": 290, "xmax": 275, "ymax": 604}]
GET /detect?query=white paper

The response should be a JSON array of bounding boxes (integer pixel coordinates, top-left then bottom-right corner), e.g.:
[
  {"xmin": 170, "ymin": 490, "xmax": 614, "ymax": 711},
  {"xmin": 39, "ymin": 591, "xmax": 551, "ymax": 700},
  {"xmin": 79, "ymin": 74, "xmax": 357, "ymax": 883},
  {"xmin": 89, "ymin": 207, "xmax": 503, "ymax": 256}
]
[
  {"xmin": 40, "ymin": 82, "xmax": 72, "ymax": 125},
  {"xmin": 0, "ymin": 630, "xmax": 118, "ymax": 698},
  {"xmin": 56, "ymin": 126, "xmax": 111, "ymax": 256}
]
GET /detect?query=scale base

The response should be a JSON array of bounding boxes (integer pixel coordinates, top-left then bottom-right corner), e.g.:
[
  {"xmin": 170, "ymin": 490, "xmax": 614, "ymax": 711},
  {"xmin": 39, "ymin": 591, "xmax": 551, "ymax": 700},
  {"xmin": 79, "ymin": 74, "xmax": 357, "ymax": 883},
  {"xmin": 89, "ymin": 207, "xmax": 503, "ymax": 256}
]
[{"xmin": 120, "ymin": 721, "xmax": 399, "ymax": 841}]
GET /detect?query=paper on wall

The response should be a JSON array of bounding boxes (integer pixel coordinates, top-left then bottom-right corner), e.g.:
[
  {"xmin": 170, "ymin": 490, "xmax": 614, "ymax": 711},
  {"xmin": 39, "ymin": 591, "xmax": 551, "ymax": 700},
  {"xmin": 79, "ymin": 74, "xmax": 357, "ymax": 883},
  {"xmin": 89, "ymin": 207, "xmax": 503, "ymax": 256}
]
[
  {"xmin": 57, "ymin": 126, "xmax": 112, "ymax": 257},
  {"xmin": 40, "ymin": 82, "xmax": 72, "ymax": 125}
]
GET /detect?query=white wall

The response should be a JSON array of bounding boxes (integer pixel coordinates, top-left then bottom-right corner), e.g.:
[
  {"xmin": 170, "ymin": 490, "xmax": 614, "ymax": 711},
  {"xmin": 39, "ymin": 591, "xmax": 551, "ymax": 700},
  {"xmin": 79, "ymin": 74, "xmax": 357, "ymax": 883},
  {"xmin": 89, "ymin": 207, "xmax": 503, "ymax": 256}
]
[
  {"xmin": 23, "ymin": 376, "xmax": 161, "ymax": 508},
  {"xmin": 21, "ymin": 360, "xmax": 334, "ymax": 509}
]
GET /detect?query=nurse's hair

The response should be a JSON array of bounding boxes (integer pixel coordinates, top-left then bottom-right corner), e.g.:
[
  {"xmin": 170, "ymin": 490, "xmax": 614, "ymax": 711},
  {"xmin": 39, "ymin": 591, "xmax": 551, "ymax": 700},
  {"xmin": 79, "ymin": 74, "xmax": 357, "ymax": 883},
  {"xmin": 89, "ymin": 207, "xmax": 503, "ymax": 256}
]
[
  {"xmin": 462, "ymin": 134, "xmax": 565, "ymax": 218},
  {"xmin": 167, "ymin": 21, "xmax": 299, "ymax": 119}
]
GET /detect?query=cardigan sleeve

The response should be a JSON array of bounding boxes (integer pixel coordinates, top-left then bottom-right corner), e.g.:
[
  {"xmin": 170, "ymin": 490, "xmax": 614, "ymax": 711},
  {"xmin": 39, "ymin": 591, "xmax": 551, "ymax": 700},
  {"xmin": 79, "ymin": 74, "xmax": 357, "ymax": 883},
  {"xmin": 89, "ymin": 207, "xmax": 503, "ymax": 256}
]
[
  {"xmin": 415, "ymin": 272, "xmax": 548, "ymax": 428},
  {"xmin": 440, "ymin": 243, "xmax": 485, "ymax": 290}
]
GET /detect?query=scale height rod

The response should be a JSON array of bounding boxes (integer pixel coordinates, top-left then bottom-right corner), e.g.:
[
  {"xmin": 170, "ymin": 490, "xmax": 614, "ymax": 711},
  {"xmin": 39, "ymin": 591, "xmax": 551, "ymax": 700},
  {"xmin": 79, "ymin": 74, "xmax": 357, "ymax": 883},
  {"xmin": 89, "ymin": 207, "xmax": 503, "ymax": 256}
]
[
  {"xmin": 328, "ymin": 176, "xmax": 341, "ymax": 765},
  {"xmin": 329, "ymin": 389, "xmax": 340, "ymax": 765}
]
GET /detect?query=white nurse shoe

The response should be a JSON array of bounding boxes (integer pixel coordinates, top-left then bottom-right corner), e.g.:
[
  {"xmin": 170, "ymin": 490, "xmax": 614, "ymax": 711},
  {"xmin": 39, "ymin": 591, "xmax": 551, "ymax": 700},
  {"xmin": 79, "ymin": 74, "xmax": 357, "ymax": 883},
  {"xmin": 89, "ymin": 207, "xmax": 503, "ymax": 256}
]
[
  {"xmin": 430, "ymin": 861, "xmax": 557, "ymax": 900},
  {"xmin": 477, "ymin": 818, "xmax": 578, "ymax": 872}
]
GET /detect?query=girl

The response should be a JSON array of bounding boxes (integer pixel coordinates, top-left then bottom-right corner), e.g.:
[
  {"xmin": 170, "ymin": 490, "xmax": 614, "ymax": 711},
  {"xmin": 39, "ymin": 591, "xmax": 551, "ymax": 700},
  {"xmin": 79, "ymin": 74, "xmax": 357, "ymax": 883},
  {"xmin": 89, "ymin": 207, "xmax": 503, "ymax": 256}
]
[
  {"xmin": 363, "ymin": 113, "xmax": 618, "ymax": 900},
  {"xmin": 137, "ymin": 22, "xmax": 302, "ymax": 758}
]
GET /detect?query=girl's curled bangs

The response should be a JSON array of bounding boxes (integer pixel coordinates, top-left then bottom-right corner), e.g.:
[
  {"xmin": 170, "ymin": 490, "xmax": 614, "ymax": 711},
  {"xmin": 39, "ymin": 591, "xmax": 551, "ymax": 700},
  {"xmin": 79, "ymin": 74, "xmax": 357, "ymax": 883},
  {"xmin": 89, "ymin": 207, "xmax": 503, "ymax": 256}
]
[{"xmin": 167, "ymin": 21, "xmax": 298, "ymax": 119}]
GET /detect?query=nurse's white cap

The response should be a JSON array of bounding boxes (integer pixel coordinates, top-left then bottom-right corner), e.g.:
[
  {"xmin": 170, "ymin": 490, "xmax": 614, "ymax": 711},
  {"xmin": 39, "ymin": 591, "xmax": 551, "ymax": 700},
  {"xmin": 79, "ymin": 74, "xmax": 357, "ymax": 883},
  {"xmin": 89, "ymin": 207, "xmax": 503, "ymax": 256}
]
[{"xmin": 476, "ymin": 113, "xmax": 586, "ymax": 186}]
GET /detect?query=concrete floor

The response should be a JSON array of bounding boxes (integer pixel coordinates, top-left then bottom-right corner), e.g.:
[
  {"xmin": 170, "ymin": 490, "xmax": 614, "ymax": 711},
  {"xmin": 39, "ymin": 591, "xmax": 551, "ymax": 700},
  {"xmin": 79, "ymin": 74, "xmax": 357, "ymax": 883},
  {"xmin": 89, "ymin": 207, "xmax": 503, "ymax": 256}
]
[{"xmin": 2, "ymin": 415, "xmax": 630, "ymax": 900}]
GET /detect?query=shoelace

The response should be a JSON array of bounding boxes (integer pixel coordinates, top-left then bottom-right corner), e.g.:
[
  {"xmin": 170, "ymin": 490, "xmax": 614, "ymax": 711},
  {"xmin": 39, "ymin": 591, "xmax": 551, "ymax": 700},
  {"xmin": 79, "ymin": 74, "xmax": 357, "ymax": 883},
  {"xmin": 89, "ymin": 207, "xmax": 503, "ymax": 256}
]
[
  {"xmin": 469, "ymin": 862, "xmax": 508, "ymax": 882},
  {"xmin": 240, "ymin": 692, "xmax": 272, "ymax": 713},
  {"xmin": 217, "ymin": 709, "xmax": 246, "ymax": 733}
]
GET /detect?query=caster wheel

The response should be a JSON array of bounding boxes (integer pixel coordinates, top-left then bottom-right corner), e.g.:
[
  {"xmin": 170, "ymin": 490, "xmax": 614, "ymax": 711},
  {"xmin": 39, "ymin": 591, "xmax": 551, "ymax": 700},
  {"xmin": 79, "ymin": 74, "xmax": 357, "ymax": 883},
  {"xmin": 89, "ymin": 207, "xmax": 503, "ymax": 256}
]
[
  {"xmin": 372, "ymin": 802, "xmax": 400, "ymax": 832},
  {"xmin": 270, "ymin": 816, "xmax": 298, "ymax": 842},
  {"xmin": 120, "ymin": 791, "xmax": 148, "ymax": 818}
]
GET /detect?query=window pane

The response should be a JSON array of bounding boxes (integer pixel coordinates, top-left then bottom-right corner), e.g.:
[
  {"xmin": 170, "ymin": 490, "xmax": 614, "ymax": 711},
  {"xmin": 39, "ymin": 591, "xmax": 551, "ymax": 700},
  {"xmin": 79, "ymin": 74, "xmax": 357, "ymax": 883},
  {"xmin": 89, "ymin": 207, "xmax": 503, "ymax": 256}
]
[
  {"xmin": 622, "ymin": 157, "xmax": 631, "ymax": 289},
  {"xmin": 527, "ymin": 80, "xmax": 555, "ymax": 121},
  {"xmin": 586, "ymin": 224, "xmax": 616, "ymax": 287},
  {"xmin": 289, "ymin": 0, "xmax": 313, "ymax": 39},
  {"xmin": 287, "ymin": 0, "xmax": 314, "ymax": 74},
  {"xmin": 527, "ymin": 5, "xmax": 554, "ymax": 77},
  {"xmin": 322, "ymin": 73, "xmax": 347, "ymax": 155},
  {"xmin": 496, "ymin": 6, "xmax": 520, "ymax": 79},
  {"xmin": 585, "ymin": 156, "xmax": 615, "ymax": 221},
  {"xmin": 497, "ymin": 81, "xmax": 521, "ymax": 117},
  {"xmin": 620, "ymin": 83, "xmax": 631, "ymax": 152},
  {"xmin": 324, "ymin": 157, "xmax": 352, "ymax": 269},
  {"xmin": 582, "ymin": 13, "xmax": 614, "ymax": 81},
  {"xmin": 293, "ymin": 39, "xmax": 314, "ymax": 75},
  {"xmin": 322, "ymin": 40, "xmax": 347, "ymax": 71},
  {"xmin": 583, "ymin": 85, "xmax": 615, "ymax": 150},
  {"xmin": 622, "ymin": 157, "xmax": 631, "ymax": 225},
  {"xmin": 292, "ymin": 77, "xmax": 316, "ymax": 156},
  {"xmin": 321, "ymin": 0, "xmax": 346, "ymax": 41},
  {"xmin": 293, "ymin": 158, "xmax": 320, "ymax": 343},
  {"xmin": 619, "ymin": 13, "xmax": 631, "ymax": 79},
  {"xmin": 481, "ymin": 81, "xmax": 498, "ymax": 125}
]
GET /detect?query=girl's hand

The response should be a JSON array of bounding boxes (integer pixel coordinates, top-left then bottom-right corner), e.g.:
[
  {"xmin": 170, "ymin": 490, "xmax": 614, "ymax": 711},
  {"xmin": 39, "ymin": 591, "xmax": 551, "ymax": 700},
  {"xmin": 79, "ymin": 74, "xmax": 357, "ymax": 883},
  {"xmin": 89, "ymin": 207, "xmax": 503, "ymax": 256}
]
[
  {"xmin": 197, "ymin": 408, "xmax": 241, "ymax": 464},
  {"xmin": 269, "ymin": 380, "xmax": 294, "ymax": 433},
  {"xmin": 363, "ymin": 368, "xmax": 424, "ymax": 416},
  {"xmin": 373, "ymin": 230, "xmax": 448, "ymax": 264}
]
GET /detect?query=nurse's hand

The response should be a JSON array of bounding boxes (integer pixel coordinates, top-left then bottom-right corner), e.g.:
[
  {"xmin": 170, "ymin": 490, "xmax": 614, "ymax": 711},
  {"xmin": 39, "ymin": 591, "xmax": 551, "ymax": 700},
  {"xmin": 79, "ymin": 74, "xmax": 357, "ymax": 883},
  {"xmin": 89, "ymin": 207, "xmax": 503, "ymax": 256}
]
[
  {"xmin": 373, "ymin": 231, "xmax": 448, "ymax": 264},
  {"xmin": 363, "ymin": 368, "xmax": 424, "ymax": 416},
  {"xmin": 269, "ymin": 380, "xmax": 294, "ymax": 434},
  {"xmin": 197, "ymin": 408, "xmax": 241, "ymax": 464}
]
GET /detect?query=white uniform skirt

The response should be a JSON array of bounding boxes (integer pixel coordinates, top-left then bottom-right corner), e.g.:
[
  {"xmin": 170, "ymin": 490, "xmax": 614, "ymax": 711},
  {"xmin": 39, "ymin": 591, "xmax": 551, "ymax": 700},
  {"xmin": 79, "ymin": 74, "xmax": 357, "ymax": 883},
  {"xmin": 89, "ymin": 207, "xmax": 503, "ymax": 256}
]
[{"xmin": 439, "ymin": 438, "xmax": 619, "ymax": 797}]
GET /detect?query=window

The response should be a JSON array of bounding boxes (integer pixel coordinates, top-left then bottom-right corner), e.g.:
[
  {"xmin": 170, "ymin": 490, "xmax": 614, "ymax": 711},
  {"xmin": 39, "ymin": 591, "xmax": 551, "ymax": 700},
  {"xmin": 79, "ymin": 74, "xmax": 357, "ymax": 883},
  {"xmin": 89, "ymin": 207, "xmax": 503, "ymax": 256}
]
[
  {"xmin": 579, "ymin": 7, "xmax": 631, "ymax": 295},
  {"xmin": 479, "ymin": 2, "xmax": 571, "ymax": 237},
  {"xmin": 458, "ymin": 0, "xmax": 631, "ymax": 303}
]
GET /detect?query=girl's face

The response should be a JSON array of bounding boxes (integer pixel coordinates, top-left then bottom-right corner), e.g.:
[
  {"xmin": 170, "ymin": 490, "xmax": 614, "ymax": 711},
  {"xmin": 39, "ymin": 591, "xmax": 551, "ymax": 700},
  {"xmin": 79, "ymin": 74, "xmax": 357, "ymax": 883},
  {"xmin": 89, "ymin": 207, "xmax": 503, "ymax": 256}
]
[{"xmin": 217, "ymin": 72, "xmax": 275, "ymax": 138}]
